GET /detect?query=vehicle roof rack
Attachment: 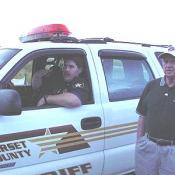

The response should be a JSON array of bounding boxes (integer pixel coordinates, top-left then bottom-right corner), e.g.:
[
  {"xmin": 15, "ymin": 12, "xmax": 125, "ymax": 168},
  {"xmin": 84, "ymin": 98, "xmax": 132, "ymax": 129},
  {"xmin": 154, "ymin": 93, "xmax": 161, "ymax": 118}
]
[
  {"xmin": 20, "ymin": 33, "xmax": 171, "ymax": 48},
  {"xmin": 78, "ymin": 37, "xmax": 171, "ymax": 48},
  {"xmin": 112, "ymin": 40, "xmax": 171, "ymax": 48},
  {"xmin": 79, "ymin": 37, "xmax": 114, "ymax": 44}
]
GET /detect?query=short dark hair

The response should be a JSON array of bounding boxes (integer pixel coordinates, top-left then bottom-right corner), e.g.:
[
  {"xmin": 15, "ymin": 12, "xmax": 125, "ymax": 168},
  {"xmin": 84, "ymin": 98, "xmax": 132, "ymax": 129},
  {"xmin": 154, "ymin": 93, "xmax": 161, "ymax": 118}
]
[{"xmin": 64, "ymin": 56, "xmax": 84, "ymax": 69}]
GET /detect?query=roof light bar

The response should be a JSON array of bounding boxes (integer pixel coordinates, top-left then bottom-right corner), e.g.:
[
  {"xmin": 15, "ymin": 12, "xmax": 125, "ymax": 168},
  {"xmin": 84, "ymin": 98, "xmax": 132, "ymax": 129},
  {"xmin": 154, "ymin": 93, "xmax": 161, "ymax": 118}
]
[{"xmin": 19, "ymin": 24, "xmax": 71, "ymax": 43}]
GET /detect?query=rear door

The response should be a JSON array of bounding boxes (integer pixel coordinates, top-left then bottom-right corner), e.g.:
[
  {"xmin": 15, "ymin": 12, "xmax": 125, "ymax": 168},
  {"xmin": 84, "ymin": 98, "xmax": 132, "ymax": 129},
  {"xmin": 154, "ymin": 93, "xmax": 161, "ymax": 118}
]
[
  {"xmin": 93, "ymin": 48, "xmax": 157, "ymax": 175},
  {"xmin": 0, "ymin": 47, "xmax": 104, "ymax": 175}
]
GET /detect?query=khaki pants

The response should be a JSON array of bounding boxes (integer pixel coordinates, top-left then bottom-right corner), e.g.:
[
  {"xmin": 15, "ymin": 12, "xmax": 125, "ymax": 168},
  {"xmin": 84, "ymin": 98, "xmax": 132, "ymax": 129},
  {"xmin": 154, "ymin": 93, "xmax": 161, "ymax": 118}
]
[{"xmin": 135, "ymin": 135, "xmax": 175, "ymax": 175}]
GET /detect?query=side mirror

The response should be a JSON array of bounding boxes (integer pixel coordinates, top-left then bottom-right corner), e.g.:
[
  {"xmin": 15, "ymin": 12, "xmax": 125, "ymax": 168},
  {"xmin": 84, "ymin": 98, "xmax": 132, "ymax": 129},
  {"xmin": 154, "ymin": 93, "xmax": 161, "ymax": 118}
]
[{"xmin": 0, "ymin": 89, "xmax": 22, "ymax": 115}]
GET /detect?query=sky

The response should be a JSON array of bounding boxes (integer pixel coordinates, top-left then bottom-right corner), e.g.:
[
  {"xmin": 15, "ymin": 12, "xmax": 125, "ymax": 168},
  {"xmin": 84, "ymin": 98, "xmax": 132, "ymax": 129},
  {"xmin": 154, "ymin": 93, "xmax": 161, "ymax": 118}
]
[{"xmin": 0, "ymin": 0, "xmax": 175, "ymax": 46}]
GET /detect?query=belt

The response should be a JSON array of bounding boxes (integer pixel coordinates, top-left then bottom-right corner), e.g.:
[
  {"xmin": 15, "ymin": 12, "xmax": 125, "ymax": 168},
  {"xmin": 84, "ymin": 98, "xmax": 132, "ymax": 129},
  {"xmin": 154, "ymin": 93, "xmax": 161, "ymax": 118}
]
[{"xmin": 147, "ymin": 135, "xmax": 175, "ymax": 146}]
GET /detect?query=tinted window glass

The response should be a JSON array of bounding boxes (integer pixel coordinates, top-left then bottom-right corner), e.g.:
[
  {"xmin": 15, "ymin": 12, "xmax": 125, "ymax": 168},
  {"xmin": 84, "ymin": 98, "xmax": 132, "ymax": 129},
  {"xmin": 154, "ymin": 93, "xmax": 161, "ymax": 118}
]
[{"xmin": 101, "ymin": 57, "xmax": 154, "ymax": 101}]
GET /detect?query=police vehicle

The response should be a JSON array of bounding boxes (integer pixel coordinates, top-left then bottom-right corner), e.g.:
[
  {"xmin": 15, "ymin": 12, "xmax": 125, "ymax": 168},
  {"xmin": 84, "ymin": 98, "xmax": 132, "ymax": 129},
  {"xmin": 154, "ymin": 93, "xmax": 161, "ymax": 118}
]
[{"xmin": 0, "ymin": 24, "xmax": 167, "ymax": 175}]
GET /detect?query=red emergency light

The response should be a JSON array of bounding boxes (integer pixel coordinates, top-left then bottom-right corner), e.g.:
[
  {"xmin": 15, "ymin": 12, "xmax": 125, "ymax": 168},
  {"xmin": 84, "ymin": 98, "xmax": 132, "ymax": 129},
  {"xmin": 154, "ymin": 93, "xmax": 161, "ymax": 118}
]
[{"xmin": 19, "ymin": 24, "xmax": 71, "ymax": 43}]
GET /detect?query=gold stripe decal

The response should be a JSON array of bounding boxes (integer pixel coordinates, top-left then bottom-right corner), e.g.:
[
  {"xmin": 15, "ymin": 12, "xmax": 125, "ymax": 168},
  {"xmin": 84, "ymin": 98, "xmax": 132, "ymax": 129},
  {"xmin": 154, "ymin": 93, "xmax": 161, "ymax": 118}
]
[{"xmin": 29, "ymin": 122, "xmax": 137, "ymax": 157}]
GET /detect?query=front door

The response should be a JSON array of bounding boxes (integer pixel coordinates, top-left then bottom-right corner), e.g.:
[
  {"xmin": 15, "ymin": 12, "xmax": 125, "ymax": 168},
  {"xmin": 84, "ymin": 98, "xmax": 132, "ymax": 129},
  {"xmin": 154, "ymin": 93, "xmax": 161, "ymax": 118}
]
[{"xmin": 0, "ymin": 48, "xmax": 104, "ymax": 175}]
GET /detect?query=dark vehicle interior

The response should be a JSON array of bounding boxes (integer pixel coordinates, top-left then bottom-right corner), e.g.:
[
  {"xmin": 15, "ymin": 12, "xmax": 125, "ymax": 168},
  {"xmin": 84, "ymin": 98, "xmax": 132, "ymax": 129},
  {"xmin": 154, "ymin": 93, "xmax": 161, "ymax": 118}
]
[{"xmin": 1, "ymin": 53, "xmax": 93, "ymax": 108}]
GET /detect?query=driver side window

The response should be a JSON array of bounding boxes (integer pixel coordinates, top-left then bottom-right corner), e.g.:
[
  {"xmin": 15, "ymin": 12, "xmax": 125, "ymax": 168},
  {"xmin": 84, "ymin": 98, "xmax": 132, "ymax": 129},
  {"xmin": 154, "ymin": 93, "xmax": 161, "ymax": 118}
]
[{"xmin": 8, "ymin": 51, "xmax": 93, "ymax": 109}]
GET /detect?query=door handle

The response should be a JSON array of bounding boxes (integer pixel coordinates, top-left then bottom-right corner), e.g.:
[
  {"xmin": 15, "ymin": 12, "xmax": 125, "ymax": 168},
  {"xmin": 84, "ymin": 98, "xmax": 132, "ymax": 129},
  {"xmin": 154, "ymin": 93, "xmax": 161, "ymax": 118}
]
[{"xmin": 81, "ymin": 117, "xmax": 102, "ymax": 130}]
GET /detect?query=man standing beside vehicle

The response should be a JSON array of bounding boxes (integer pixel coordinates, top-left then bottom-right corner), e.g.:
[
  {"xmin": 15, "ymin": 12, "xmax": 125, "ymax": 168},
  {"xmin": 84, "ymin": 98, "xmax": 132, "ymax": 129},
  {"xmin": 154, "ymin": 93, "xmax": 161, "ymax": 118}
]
[{"xmin": 135, "ymin": 46, "xmax": 175, "ymax": 175}]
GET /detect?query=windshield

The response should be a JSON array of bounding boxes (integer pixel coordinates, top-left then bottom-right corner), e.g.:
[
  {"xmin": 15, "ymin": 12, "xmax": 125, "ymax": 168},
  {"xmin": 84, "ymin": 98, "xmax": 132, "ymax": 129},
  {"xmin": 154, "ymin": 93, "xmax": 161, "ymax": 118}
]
[{"xmin": 0, "ymin": 48, "xmax": 21, "ymax": 69}]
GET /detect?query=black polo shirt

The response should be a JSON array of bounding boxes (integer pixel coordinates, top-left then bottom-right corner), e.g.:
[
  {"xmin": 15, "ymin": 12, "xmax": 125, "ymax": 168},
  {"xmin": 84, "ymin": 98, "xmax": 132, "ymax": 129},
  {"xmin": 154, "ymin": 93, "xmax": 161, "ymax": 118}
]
[{"xmin": 137, "ymin": 77, "xmax": 175, "ymax": 140}]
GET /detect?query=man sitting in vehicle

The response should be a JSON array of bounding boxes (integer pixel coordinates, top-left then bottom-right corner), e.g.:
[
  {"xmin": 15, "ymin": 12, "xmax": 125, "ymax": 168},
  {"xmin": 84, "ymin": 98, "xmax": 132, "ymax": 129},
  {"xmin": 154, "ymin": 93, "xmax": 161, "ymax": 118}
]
[{"xmin": 37, "ymin": 57, "xmax": 90, "ymax": 107}]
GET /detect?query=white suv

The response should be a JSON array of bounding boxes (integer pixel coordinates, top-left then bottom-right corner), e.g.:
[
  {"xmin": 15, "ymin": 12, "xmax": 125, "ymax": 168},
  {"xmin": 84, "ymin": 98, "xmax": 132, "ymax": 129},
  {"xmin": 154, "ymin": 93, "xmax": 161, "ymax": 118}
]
[{"xmin": 0, "ymin": 24, "xmax": 167, "ymax": 175}]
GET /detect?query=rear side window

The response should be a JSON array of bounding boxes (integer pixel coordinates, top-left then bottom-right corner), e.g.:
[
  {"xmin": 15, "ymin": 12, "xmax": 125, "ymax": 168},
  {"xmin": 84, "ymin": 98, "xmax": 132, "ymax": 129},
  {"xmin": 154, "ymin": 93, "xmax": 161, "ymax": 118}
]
[
  {"xmin": 101, "ymin": 55, "xmax": 154, "ymax": 101},
  {"xmin": 0, "ymin": 48, "xmax": 21, "ymax": 69}
]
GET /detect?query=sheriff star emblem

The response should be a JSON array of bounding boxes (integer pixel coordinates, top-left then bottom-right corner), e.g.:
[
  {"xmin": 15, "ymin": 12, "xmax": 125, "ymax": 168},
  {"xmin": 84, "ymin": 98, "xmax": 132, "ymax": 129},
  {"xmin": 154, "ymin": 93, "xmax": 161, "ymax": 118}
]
[{"xmin": 29, "ymin": 128, "xmax": 67, "ymax": 158}]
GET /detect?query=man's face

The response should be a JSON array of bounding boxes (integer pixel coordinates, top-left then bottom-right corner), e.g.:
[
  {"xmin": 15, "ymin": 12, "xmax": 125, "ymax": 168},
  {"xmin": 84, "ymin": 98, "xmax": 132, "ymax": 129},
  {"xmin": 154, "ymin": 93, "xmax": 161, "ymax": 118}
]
[
  {"xmin": 63, "ymin": 60, "xmax": 82, "ymax": 82},
  {"xmin": 162, "ymin": 55, "xmax": 175, "ymax": 78}
]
